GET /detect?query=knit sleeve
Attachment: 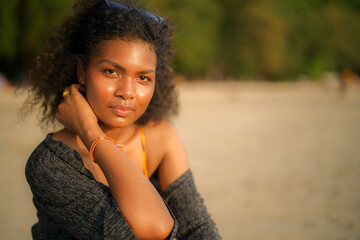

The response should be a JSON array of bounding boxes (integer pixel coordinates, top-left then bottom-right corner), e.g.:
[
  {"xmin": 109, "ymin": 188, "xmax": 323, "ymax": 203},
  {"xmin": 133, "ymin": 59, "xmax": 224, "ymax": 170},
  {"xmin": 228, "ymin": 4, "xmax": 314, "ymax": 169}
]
[
  {"xmin": 25, "ymin": 141, "xmax": 138, "ymax": 239},
  {"xmin": 161, "ymin": 170, "xmax": 222, "ymax": 240},
  {"xmin": 25, "ymin": 137, "xmax": 177, "ymax": 239}
]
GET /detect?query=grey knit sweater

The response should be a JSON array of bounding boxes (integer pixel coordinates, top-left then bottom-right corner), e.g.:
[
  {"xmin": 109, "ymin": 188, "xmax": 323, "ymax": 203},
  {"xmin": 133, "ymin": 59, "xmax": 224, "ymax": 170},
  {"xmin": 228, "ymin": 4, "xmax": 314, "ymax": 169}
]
[{"xmin": 25, "ymin": 134, "xmax": 221, "ymax": 239}]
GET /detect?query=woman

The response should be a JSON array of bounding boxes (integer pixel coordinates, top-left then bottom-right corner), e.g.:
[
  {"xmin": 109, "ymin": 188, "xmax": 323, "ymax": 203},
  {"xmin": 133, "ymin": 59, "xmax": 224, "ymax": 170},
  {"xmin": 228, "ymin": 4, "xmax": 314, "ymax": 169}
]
[{"xmin": 24, "ymin": 0, "xmax": 221, "ymax": 239}]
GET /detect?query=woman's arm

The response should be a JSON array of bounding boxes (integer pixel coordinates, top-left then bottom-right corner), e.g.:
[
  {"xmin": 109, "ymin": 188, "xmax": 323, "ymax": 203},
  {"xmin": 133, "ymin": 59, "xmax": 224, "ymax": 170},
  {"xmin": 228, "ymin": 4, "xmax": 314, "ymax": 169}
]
[{"xmin": 56, "ymin": 84, "xmax": 174, "ymax": 239}]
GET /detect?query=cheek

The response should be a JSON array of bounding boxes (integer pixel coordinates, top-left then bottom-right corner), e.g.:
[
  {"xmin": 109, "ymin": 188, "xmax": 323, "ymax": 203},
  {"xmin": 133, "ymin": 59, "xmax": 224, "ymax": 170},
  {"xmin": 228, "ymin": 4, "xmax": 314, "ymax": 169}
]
[
  {"xmin": 85, "ymin": 84, "xmax": 115, "ymax": 115},
  {"xmin": 87, "ymin": 78, "xmax": 115, "ymax": 100},
  {"xmin": 137, "ymin": 86, "xmax": 155, "ymax": 105}
]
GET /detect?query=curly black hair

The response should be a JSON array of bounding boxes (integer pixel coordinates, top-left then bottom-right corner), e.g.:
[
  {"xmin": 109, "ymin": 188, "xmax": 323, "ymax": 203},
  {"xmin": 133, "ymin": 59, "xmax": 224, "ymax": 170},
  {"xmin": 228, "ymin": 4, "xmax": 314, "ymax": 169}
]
[{"xmin": 22, "ymin": 0, "xmax": 177, "ymax": 126}]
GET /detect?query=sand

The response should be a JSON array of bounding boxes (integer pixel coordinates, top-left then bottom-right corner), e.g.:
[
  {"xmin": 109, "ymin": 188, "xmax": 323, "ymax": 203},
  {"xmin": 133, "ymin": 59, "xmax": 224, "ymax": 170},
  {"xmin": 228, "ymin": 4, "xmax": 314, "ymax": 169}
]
[{"xmin": 1, "ymin": 81, "xmax": 360, "ymax": 239}]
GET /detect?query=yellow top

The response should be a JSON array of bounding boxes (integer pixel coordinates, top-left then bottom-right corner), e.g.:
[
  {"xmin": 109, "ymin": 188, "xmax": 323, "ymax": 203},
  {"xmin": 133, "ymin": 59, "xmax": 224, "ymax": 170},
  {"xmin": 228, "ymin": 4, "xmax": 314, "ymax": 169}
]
[{"xmin": 140, "ymin": 126, "xmax": 149, "ymax": 179}]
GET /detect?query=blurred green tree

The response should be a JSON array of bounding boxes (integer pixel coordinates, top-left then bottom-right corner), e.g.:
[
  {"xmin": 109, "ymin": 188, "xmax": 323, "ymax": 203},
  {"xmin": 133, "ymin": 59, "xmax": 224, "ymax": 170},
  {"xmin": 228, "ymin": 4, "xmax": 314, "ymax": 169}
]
[
  {"xmin": 0, "ymin": 0, "xmax": 73, "ymax": 82},
  {"xmin": 0, "ymin": 0, "xmax": 18, "ymax": 60},
  {"xmin": 219, "ymin": 0, "xmax": 287, "ymax": 79},
  {"xmin": 146, "ymin": 0, "xmax": 223, "ymax": 77},
  {"xmin": 1, "ymin": 0, "xmax": 360, "ymax": 81},
  {"xmin": 274, "ymin": 0, "xmax": 360, "ymax": 79},
  {"xmin": 0, "ymin": 0, "xmax": 21, "ymax": 78},
  {"xmin": 319, "ymin": 5, "xmax": 360, "ymax": 75}
]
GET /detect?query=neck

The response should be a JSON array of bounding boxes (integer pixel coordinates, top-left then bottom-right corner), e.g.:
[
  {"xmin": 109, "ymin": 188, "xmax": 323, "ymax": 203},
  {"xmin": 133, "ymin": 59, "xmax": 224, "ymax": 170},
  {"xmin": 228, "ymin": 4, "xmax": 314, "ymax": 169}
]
[{"xmin": 98, "ymin": 122, "xmax": 139, "ymax": 145}]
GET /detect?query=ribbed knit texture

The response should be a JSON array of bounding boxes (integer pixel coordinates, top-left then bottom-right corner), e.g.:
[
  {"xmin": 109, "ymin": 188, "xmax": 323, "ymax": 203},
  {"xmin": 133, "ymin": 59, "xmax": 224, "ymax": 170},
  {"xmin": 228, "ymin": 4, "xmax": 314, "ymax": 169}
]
[
  {"xmin": 161, "ymin": 171, "xmax": 221, "ymax": 240},
  {"xmin": 25, "ymin": 134, "xmax": 220, "ymax": 239}
]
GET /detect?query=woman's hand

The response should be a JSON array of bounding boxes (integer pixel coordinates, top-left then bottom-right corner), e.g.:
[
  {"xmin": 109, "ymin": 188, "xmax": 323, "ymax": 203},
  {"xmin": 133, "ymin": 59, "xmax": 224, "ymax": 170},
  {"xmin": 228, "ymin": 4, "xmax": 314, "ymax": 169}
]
[{"xmin": 56, "ymin": 84, "xmax": 102, "ymax": 148}]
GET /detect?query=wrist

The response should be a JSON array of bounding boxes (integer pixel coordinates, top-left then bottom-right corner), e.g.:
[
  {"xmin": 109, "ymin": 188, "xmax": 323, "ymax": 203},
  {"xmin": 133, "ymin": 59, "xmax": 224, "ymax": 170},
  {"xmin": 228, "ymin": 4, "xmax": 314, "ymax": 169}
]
[{"xmin": 78, "ymin": 125, "xmax": 104, "ymax": 150}]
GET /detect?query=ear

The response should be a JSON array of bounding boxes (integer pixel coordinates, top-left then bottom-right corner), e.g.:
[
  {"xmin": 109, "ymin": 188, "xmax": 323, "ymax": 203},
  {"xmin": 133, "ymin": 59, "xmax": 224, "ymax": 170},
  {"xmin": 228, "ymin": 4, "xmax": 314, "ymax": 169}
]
[{"xmin": 76, "ymin": 60, "xmax": 86, "ymax": 85}]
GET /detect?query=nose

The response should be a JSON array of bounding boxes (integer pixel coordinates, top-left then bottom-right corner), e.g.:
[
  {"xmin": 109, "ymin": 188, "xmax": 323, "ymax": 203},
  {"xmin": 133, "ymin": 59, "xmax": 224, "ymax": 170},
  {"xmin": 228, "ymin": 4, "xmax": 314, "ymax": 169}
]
[{"xmin": 114, "ymin": 77, "xmax": 136, "ymax": 100}]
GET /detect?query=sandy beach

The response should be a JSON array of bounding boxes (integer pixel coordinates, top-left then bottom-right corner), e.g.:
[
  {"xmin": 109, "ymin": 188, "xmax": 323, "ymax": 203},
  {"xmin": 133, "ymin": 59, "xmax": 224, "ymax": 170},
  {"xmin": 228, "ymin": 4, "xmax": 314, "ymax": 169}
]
[{"xmin": 1, "ymin": 80, "xmax": 360, "ymax": 239}]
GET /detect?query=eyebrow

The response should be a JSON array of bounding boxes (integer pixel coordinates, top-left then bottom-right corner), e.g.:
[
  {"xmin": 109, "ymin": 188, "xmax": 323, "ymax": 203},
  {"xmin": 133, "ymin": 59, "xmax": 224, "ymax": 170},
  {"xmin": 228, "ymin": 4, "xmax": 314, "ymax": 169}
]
[{"xmin": 97, "ymin": 59, "xmax": 155, "ymax": 74}]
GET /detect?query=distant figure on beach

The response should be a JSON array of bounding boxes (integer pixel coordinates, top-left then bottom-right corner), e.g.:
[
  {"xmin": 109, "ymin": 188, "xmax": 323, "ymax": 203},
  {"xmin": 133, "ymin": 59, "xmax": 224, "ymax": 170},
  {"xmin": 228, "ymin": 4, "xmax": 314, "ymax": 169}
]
[
  {"xmin": 339, "ymin": 68, "xmax": 360, "ymax": 97},
  {"xmin": 22, "ymin": 0, "xmax": 221, "ymax": 239},
  {"xmin": 0, "ymin": 73, "xmax": 11, "ymax": 91}
]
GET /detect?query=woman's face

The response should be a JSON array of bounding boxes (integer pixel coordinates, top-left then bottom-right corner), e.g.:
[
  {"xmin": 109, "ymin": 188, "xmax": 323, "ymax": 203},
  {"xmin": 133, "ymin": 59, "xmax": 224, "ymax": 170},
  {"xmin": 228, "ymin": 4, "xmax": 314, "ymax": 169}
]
[{"xmin": 78, "ymin": 39, "xmax": 157, "ymax": 128}]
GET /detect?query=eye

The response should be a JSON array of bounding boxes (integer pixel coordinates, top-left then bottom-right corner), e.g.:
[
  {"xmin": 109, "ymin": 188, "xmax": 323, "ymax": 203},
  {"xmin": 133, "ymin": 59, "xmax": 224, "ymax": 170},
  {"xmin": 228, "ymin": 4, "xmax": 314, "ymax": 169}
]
[
  {"xmin": 104, "ymin": 69, "xmax": 119, "ymax": 77},
  {"xmin": 138, "ymin": 75, "xmax": 151, "ymax": 82}
]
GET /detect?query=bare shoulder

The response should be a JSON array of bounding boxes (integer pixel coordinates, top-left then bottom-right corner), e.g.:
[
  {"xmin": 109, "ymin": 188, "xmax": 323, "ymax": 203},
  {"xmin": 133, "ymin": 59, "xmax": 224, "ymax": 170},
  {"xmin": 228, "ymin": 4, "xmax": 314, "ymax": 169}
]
[
  {"xmin": 143, "ymin": 120, "xmax": 182, "ymax": 157},
  {"xmin": 52, "ymin": 129, "xmax": 88, "ymax": 156},
  {"xmin": 144, "ymin": 120, "xmax": 189, "ymax": 190},
  {"xmin": 142, "ymin": 120, "xmax": 179, "ymax": 164},
  {"xmin": 52, "ymin": 128, "xmax": 72, "ymax": 143},
  {"xmin": 144, "ymin": 120, "xmax": 176, "ymax": 139}
]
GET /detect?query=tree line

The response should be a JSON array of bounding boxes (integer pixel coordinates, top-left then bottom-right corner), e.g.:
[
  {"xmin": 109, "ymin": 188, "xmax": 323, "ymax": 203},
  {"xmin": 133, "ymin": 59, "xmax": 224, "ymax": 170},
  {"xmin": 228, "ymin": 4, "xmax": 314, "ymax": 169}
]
[{"xmin": 1, "ymin": 0, "xmax": 360, "ymax": 82}]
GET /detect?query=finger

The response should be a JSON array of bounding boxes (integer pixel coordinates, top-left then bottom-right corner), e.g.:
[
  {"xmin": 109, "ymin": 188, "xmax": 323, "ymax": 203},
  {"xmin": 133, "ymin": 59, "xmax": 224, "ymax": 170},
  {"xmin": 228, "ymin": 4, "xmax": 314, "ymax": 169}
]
[
  {"xmin": 70, "ymin": 84, "xmax": 88, "ymax": 101},
  {"xmin": 62, "ymin": 87, "xmax": 70, "ymax": 98},
  {"xmin": 70, "ymin": 84, "xmax": 83, "ymax": 95}
]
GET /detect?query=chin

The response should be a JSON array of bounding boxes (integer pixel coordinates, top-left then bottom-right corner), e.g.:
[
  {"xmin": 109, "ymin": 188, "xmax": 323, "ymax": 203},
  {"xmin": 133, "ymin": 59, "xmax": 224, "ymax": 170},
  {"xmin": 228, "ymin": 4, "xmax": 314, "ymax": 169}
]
[{"xmin": 99, "ymin": 117, "xmax": 137, "ymax": 129}]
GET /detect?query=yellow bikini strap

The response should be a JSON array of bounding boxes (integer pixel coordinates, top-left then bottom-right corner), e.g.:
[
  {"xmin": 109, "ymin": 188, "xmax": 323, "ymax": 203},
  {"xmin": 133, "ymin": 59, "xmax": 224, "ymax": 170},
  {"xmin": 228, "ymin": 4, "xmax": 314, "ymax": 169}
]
[{"xmin": 140, "ymin": 126, "xmax": 149, "ymax": 179}]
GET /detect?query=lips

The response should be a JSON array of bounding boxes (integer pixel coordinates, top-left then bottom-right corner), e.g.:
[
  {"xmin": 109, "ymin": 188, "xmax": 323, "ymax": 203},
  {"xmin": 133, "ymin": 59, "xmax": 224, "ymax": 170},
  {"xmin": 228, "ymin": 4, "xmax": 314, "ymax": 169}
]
[{"xmin": 109, "ymin": 105, "xmax": 135, "ymax": 117}]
